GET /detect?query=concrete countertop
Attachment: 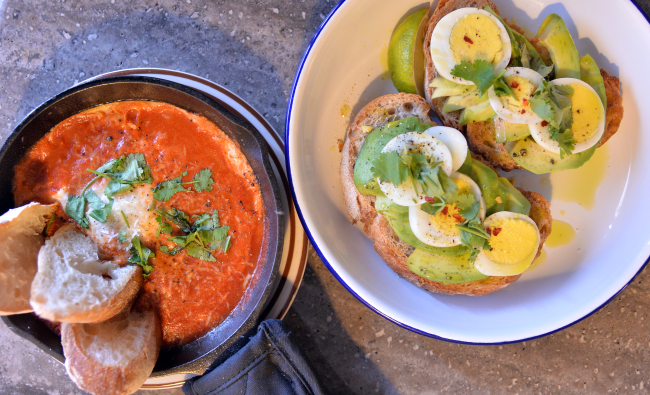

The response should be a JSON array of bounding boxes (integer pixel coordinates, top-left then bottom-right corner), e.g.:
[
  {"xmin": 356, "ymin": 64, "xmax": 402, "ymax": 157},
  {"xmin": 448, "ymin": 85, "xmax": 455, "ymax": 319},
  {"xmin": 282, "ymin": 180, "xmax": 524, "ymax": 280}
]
[{"xmin": 1, "ymin": 1, "xmax": 649, "ymax": 394}]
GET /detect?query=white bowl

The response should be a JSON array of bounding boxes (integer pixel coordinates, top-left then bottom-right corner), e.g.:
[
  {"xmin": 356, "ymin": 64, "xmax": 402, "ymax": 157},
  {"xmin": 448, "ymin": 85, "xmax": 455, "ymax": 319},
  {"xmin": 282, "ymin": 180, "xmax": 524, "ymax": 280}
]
[{"xmin": 286, "ymin": 0, "xmax": 650, "ymax": 343}]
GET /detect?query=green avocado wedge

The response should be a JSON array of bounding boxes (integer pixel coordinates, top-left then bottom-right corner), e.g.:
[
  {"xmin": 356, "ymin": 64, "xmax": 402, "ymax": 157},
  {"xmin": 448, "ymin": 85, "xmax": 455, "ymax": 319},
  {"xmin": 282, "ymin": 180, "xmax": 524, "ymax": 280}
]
[
  {"xmin": 580, "ymin": 54, "xmax": 607, "ymax": 107},
  {"xmin": 353, "ymin": 117, "xmax": 430, "ymax": 196},
  {"xmin": 407, "ymin": 249, "xmax": 488, "ymax": 284},
  {"xmin": 506, "ymin": 137, "xmax": 596, "ymax": 174},
  {"xmin": 536, "ymin": 14, "xmax": 580, "ymax": 79}
]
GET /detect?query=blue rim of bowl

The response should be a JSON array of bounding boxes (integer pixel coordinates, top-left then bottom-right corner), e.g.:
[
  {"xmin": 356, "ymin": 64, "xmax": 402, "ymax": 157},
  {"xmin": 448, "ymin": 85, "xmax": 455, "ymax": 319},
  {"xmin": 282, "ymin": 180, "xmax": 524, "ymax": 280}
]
[{"xmin": 285, "ymin": 0, "xmax": 650, "ymax": 344}]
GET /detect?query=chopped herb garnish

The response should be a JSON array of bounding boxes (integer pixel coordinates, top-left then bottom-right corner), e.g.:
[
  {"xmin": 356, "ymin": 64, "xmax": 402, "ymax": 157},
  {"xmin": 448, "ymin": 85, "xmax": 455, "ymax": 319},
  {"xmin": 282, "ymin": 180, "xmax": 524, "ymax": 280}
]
[
  {"xmin": 128, "ymin": 236, "xmax": 155, "ymax": 277},
  {"xmin": 155, "ymin": 208, "xmax": 230, "ymax": 261},
  {"xmin": 120, "ymin": 210, "xmax": 130, "ymax": 228},
  {"xmin": 64, "ymin": 153, "xmax": 151, "ymax": 228},
  {"xmin": 152, "ymin": 172, "xmax": 190, "ymax": 202},
  {"xmin": 155, "ymin": 215, "xmax": 173, "ymax": 237},
  {"xmin": 151, "ymin": 168, "xmax": 215, "ymax": 202},
  {"xmin": 192, "ymin": 169, "xmax": 214, "ymax": 192},
  {"xmin": 43, "ymin": 214, "xmax": 55, "ymax": 236},
  {"xmin": 65, "ymin": 194, "xmax": 89, "ymax": 228},
  {"xmin": 450, "ymin": 60, "xmax": 503, "ymax": 97},
  {"xmin": 493, "ymin": 77, "xmax": 516, "ymax": 98},
  {"xmin": 530, "ymin": 81, "xmax": 575, "ymax": 157},
  {"xmin": 118, "ymin": 230, "xmax": 128, "ymax": 243}
]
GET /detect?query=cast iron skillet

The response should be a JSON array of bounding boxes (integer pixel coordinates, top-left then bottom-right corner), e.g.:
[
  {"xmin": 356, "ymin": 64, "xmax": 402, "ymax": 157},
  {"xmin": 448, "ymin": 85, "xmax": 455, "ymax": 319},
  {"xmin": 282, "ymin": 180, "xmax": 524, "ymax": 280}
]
[{"xmin": 0, "ymin": 76, "xmax": 284, "ymax": 377}]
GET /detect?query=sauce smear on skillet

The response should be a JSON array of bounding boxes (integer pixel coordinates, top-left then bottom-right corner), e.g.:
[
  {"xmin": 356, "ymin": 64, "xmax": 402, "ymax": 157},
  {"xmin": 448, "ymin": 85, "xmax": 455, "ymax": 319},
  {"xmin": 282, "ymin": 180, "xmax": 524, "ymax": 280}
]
[{"xmin": 13, "ymin": 101, "xmax": 266, "ymax": 348}]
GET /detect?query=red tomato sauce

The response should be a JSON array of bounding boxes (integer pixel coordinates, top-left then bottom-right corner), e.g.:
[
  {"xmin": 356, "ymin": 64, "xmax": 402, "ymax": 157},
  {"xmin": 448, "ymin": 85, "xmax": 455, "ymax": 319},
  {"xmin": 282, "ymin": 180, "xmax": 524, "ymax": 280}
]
[{"xmin": 13, "ymin": 101, "xmax": 266, "ymax": 348}]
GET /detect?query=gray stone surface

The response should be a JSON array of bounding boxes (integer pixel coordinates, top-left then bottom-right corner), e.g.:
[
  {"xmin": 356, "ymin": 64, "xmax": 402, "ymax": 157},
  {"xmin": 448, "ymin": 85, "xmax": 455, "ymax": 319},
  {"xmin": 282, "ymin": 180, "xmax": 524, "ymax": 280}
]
[{"xmin": 1, "ymin": 0, "xmax": 649, "ymax": 394}]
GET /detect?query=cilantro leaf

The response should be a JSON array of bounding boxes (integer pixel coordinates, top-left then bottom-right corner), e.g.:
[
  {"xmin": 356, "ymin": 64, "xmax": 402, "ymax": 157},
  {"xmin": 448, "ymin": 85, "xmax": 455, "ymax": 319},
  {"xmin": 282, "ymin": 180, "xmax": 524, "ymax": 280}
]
[
  {"xmin": 493, "ymin": 77, "xmax": 515, "ymax": 98},
  {"xmin": 186, "ymin": 242, "xmax": 217, "ymax": 262},
  {"xmin": 128, "ymin": 236, "xmax": 155, "ymax": 277},
  {"xmin": 530, "ymin": 81, "xmax": 575, "ymax": 157},
  {"xmin": 152, "ymin": 172, "xmax": 190, "ymax": 202},
  {"xmin": 155, "ymin": 215, "xmax": 173, "ymax": 237},
  {"xmin": 420, "ymin": 199, "xmax": 445, "ymax": 216},
  {"xmin": 156, "ymin": 208, "xmax": 192, "ymax": 233},
  {"xmin": 84, "ymin": 189, "xmax": 112, "ymax": 223},
  {"xmin": 192, "ymin": 210, "xmax": 220, "ymax": 230},
  {"xmin": 455, "ymin": 193, "xmax": 480, "ymax": 222},
  {"xmin": 118, "ymin": 230, "xmax": 128, "ymax": 243},
  {"xmin": 159, "ymin": 245, "xmax": 183, "ymax": 255},
  {"xmin": 450, "ymin": 60, "xmax": 497, "ymax": 96},
  {"xmin": 192, "ymin": 169, "xmax": 214, "ymax": 192},
  {"xmin": 65, "ymin": 194, "xmax": 89, "ymax": 228},
  {"xmin": 371, "ymin": 151, "xmax": 408, "ymax": 186}
]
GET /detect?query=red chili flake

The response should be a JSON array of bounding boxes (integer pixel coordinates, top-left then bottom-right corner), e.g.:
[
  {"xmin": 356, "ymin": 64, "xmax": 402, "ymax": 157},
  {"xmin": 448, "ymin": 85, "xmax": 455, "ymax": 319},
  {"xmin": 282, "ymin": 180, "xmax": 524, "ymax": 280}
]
[
  {"xmin": 521, "ymin": 109, "xmax": 526, "ymax": 114},
  {"xmin": 441, "ymin": 206, "xmax": 449, "ymax": 215},
  {"xmin": 522, "ymin": 98, "xmax": 528, "ymax": 105},
  {"xmin": 424, "ymin": 196, "xmax": 437, "ymax": 203},
  {"xmin": 541, "ymin": 120, "xmax": 549, "ymax": 127},
  {"xmin": 492, "ymin": 227, "xmax": 502, "ymax": 236},
  {"xmin": 463, "ymin": 35, "xmax": 474, "ymax": 44},
  {"xmin": 510, "ymin": 81, "xmax": 519, "ymax": 89},
  {"xmin": 487, "ymin": 228, "xmax": 492, "ymax": 236},
  {"xmin": 452, "ymin": 214, "xmax": 464, "ymax": 223}
]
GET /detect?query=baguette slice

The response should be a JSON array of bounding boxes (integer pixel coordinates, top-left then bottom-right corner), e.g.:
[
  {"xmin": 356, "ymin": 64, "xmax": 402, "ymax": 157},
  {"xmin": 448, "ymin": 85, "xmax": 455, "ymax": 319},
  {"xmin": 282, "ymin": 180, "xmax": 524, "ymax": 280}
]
[
  {"xmin": 340, "ymin": 93, "xmax": 551, "ymax": 295},
  {"xmin": 62, "ymin": 309, "xmax": 162, "ymax": 395},
  {"xmin": 30, "ymin": 225, "xmax": 143, "ymax": 323},
  {"xmin": 423, "ymin": 0, "xmax": 624, "ymax": 171},
  {"xmin": 0, "ymin": 202, "xmax": 57, "ymax": 315}
]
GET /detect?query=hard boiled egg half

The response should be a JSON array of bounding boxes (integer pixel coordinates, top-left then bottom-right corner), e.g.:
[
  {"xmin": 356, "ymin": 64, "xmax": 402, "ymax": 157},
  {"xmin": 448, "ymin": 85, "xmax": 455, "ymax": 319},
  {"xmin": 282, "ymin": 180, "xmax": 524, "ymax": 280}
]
[
  {"xmin": 528, "ymin": 78, "xmax": 606, "ymax": 154},
  {"xmin": 409, "ymin": 173, "xmax": 486, "ymax": 247},
  {"xmin": 430, "ymin": 8, "xmax": 512, "ymax": 85},
  {"xmin": 474, "ymin": 211, "xmax": 541, "ymax": 276},
  {"xmin": 488, "ymin": 67, "xmax": 544, "ymax": 124}
]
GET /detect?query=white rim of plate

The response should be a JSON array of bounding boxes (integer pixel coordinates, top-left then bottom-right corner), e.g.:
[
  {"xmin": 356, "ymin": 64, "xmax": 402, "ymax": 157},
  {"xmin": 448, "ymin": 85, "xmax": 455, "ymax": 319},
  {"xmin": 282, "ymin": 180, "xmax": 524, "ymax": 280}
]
[
  {"xmin": 285, "ymin": 0, "xmax": 650, "ymax": 345},
  {"xmin": 85, "ymin": 69, "xmax": 309, "ymax": 389}
]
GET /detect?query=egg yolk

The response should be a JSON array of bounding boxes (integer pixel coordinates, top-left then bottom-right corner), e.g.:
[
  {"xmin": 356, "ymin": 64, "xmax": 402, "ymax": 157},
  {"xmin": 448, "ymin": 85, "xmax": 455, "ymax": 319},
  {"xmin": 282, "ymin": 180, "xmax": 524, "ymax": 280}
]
[
  {"xmin": 450, "ymin": 14, "xmax": 503, "ymax": 65},
  {"xmin": 427, "ymin": 178, "xmax": 474, "ymax": 238},
  {"xmin": 483, "ymin": 218, "xmax": 538, "ymax": 265},
  {"xmin": 501, "ymin": 75, "xmax": 536, "ymax": 113},
  {"xmin": 568, "ymin": 83, "xmax": 602, "ymax": 144}
]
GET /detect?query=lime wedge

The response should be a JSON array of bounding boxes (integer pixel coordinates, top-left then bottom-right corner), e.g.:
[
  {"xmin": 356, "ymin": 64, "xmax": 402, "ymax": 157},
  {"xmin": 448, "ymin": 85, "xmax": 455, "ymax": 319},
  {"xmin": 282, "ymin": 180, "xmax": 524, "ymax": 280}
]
[{"xmin": 387, "ymin": 8, "xmax": 429, "ymax": 95}]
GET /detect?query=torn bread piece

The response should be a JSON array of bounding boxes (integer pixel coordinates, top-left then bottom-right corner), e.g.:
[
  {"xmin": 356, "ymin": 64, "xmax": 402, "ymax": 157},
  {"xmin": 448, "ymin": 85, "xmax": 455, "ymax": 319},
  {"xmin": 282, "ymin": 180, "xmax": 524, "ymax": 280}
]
[
  {"xmin": 0, "ymin": 202, "xmax": 57, "ymax": 315},
  {"xmin": 30, "ymin": 225, "xmax": 143, "ymax": 323},
  {"xmin": 62, "ymin": 309, "xmax": 161, "ymax": 395}
]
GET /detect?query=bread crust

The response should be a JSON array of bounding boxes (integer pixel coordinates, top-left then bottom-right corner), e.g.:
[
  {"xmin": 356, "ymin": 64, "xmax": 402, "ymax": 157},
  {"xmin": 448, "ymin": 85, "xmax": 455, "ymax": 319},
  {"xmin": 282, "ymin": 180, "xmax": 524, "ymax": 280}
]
[
  {"xmin": 0, "ymin": 202, "xmax": 58, "ymax": 315},
  {"xmin": 62, "ymin": 309, "xmax": 162, "ymax": 395},
  {"xmin": 423, "ymin": 0, "xmax": 624, "ymax": 172},
  {"xmin": 340, "ymin": 94, "xmax": 552, "ymax": 296}
]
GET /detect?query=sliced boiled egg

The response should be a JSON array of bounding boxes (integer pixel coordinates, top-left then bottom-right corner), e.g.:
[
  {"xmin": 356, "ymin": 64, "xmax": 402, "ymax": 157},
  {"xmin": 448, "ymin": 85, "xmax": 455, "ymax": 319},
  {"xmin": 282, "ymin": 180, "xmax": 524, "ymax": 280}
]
[
  {"xmin": 430, "ymin": 8, "xmax": 512, "ymax": 85},
  {"xmin": 474, "ymin": 211, "xmax": 540, "ymax": 276},
  {"xmin": 378, "ymin": 132, "xmax": 453, "ymax": 206},
  {"xmin": 488, "ymin": 67, "xmax": 544, "ymax": 124},
  {"xmin": 408, "ymin": 173, "xmax": 485, "ymax": 247},
  {"xmin": 528, "ymin": 78, "xmax": 605, "ymax": 154},
  {"xmin": 423, "ymin": 126, "xmax": 468, "ymax": 173}
]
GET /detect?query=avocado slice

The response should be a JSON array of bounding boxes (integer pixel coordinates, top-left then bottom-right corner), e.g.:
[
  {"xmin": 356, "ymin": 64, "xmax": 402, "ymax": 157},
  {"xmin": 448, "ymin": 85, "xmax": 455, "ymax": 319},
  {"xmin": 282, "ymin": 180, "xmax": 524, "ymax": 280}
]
[
  {"xmin": 442, "ymin": 89, "xmax": 484, "ymax": 113},
  {"xmin": 498, "ymin": 177, "xmax": 531, "ymax": 214},
  {"xmin": 459, "ymin": 100, "xmax": 496, "ymax": 125},
  {"xmin": 504, "ymin": 122, "xmax": 531, "ymax": 142},
  {"xmin": 506, "ymin": 137, "xmax": 596, "ymax": 174},
  {"xmin": 536, "ymin": 14, "xmax": 580, "ymax": 79},
  {"xmin": 430, "ymin": 77, "xmax": 475, "ymax": 99},
  {"xmin": 407, "ymin": 249, "xmax": 488, "ymax": 284},
  {"xmin": 353, "ymin": 117, "xmax": 430, "ymax": 196},
  {"xmin": 580, "ymin": 54, "xmax": 607, "ymax": 107}
]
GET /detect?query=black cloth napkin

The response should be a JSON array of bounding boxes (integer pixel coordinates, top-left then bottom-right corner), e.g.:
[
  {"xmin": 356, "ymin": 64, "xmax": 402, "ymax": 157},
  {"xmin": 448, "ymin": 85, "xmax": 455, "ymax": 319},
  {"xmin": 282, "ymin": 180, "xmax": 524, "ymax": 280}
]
[{"xmin": 182, "ymin": 320, "xmax": 326, "ymax": 395}]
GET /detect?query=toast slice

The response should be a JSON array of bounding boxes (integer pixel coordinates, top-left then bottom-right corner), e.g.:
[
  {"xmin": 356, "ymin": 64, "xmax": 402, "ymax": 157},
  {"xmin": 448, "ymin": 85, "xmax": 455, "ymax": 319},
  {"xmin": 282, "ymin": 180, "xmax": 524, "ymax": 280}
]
[
  {"xmin": 0, "ymin": 202, "xmax": 57, "ymax": 315},
  {"xmin": 423, "ymin": 0, "xmax": 623, "ymax": 171},
  {"xmin": 62, "ymin": 309, "xmax": 161, "ymax": 395},
  {"xmin": 340, "ymin": 93, "xmax": 551, "ymax": 295},
  {"xmin": 30, "ymin": 225, "xmax": 143, "ymax": 323}
]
